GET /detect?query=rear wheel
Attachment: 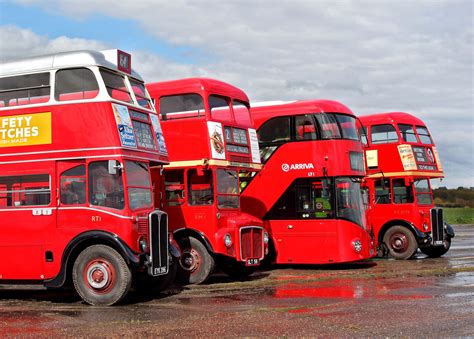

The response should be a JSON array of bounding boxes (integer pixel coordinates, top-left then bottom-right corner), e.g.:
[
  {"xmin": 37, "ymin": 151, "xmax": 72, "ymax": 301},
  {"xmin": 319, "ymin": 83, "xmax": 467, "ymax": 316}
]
[
  {"xmin": 176, "ymin": 237, "xmax": 214, "ymax": 285},
  {"xmin": 420, "ymin": 238, "xmax": 452, "ymax": 258},
  {"xmin": 72, "ymin": 245, "xmax": 131, "ymax": 306},
  {"xmin": 383, "ymin": 226, "xmax": 417, "ymax": 260}
]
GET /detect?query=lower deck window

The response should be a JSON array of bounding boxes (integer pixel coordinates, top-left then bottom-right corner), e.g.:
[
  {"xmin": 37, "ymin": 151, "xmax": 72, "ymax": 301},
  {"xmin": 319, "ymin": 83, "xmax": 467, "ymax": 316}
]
[{"xmin": 0, "ymin": 174, "xmax": 51, "ymax": 207}]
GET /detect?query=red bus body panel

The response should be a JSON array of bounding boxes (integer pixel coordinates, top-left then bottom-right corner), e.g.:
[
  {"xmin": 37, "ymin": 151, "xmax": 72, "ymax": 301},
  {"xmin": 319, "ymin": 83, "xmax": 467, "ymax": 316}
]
[
  {"xmin": 242, "ymin": 100, "xmax": 375, "ymax": 264},
  {"xmin": 147, "ymin": 78, "xmax": 265, "ymax": 264},
  {"xmin": 0, "ymin": 53, "xmax": 169, "ymax": 283},
  {"xmin": 359, "ymin": 112, "xmax": 445, "ymax": 248}
]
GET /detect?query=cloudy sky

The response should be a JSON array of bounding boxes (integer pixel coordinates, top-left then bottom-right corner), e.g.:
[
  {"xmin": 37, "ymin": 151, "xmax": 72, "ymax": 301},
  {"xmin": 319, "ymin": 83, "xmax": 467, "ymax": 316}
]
[{"xmin": 1, "ymin": 0, "xmax": 472, "ymax": 188}]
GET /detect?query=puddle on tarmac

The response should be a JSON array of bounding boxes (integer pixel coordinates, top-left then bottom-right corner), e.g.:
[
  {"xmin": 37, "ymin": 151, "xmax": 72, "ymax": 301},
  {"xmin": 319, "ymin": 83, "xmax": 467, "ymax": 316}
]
[
  {"xmin": 271, "ymin": 278, "xmax": 432, "ymax": 301},
  {"xmin": 442, "ymin": 271, "xmax": 474, "ymax": 287}
]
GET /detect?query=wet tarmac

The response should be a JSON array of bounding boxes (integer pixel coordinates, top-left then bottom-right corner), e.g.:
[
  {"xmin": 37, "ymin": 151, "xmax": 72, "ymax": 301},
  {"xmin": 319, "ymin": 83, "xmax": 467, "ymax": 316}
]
[{"xmin": 1, "ymin": 224, "xmax": 473, "ymax": 337}]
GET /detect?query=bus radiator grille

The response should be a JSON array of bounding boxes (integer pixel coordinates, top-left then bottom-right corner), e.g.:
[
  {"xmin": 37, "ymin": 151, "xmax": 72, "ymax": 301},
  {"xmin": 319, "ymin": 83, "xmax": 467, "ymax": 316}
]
[{"xmin": 240, "ymin": 227, "xmax": 263, "ymax": 260}]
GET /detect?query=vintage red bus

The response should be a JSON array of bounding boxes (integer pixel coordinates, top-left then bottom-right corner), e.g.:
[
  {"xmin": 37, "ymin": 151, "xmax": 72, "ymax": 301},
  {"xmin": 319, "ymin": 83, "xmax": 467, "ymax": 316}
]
[
  {"xmin": 0, "ymin": 50, "xmax": 179, "ymax": 305},
  {"xmin": 241, "ymin": 100, "xmax": 375, "ymax": 264},
  {"xmin": 147, "ymin": 78, "xmax": 267, "ymax": 284},
  {"xmin": 359, "ymin": 112, "xmax": 454, "ymax": 259}
]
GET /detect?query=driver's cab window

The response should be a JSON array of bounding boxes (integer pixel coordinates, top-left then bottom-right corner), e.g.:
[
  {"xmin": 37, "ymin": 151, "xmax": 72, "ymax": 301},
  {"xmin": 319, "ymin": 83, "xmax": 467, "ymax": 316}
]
[
  {"xmin": 375, "ymin": 179, "xmax": 390, "ymax": 204},
  {"xmin": 164, "ymin": 170, "xmax": 185, "ymax": 206},
  {"xmin": 60, "ymin": 165, "xmax": 86, "ymax": 205},
  {"xmin": 187, "ymin": 169, "xmax": 213, "ymax": 205},
  {"xmin": 295, "ymin": 115, "xmax": 317, "ymax": 141},
  {"xmin": 392, "ymin": 178, "xmax": 414, "ymax": 204},
  {"xmin": 88, "ymin": 161, "xmax": 124, "ymax": 209}
]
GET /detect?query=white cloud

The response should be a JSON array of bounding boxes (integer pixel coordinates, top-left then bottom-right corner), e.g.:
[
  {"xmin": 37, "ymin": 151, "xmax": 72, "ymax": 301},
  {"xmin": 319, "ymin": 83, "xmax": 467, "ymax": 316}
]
[{"xmin": 3, "ymin": 0, "xmax": 473, "ymax": 187}]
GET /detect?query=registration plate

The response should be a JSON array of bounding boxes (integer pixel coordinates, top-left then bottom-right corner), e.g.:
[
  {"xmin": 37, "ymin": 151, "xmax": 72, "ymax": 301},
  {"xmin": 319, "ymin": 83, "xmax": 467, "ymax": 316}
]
[{"xmin": 246, "ymin": 258, "xmax": 260, "ymax": 266}]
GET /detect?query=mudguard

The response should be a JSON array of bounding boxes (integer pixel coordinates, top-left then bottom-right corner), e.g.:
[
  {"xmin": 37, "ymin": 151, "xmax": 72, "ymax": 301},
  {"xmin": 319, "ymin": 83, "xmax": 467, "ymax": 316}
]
[{"xmin": 44, "ymin": 231, "xmax": 140, "ymax": 288}]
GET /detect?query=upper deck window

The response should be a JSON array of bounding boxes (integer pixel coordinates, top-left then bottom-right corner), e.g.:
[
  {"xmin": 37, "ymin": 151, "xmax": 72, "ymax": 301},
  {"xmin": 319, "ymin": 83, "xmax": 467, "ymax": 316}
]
[
  {"xmin": 55, "ymin": 68, "xmax": 99, "ymax": 102},
  {"xmin": 209, "ymin": 95, "xmax": 233, "ymax": 123},
  {"xmin": 232, "ymin": 100, "xmax": 252, "ymax": 126},
  {"xmin": 100, "ymin": 69, "xmax": 133, "ymax": 104},
  {"xmin": 370, "ymin": 124, "xmax": 398, "ymax": 144},
  {"xmin": 258, "ymin": 116, "xmax": 291, "ymax": 144},
  {"xmin": 335, "ymin": 114, "xmax": 359, "ymax": 140},
  {"xmin": 160, "ymin": 94, "xmax": 204, "ymax": 120},
  {"xmin": 416, "ymin": 126, "xmax": 433, "ymax": 145},
  {"xmin": 295, "ymin": 115, "xmax": 317, "ymax": 141},
  {"xmin": 315, "ymin": 113, "xmax": 341, "ymax": 139},
  {"xmin": 0, "ymin": 73, "xmax": 50, "ymax": 107},
  {"xmin": 398, "ymin": 124, "xmax": 418, "ymax": 143},
  {"xmin": 129, "ymin": 78, "xmax": 152, "ymax": 109}
]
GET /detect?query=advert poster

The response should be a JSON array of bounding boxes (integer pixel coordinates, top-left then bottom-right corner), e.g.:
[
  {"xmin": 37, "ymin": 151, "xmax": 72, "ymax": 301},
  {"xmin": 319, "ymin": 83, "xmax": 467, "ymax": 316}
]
[
  {"xmin": 207, "ymin": 121, "xmax": 226, "ymax": 160},
  {"xmin": 397, "ymin": 144, "xmax": 417, "ymax": 171},
  {"xmin": 365, "ymin": 149, "xmax": 378, "ymax": 169},
  {"xmin": 248, "ymin": 128, "xmax": 261, "ymax": 164},
  {"xmin": 150, "ymin": 114, "xmax": 168, "ymax": 155},
  {"xmin": 0, "ymin": 112, "xmax": 52, "ymax": 148},
  {"xmin": 112, "ymin": 103, "xmax": 137, "ymax": 148}
]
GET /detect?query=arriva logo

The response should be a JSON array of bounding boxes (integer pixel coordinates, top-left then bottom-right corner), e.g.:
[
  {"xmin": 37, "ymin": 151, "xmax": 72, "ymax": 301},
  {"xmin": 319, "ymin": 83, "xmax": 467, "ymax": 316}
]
[{"xmin": 281, "ymin": 163, "xmax": 315, "ymax": 172}]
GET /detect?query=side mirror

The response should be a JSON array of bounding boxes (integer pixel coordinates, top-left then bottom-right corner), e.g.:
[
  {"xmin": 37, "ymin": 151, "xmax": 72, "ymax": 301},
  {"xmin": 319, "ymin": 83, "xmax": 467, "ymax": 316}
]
[{"xmin": 108, "ymin": 160, "xmax": 122, "ymax": 175}]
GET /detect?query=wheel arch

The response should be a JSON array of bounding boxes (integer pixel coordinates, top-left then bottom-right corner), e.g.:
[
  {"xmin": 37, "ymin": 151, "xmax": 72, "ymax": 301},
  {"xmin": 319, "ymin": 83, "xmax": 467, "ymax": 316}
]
[
  {"xmin": 378, "ymin": 219, "xmax": 425, "ymax": 246},
  {"xmin": 173, "ymin": 228, "xmax": 214, "ymax": 254},
  {"xmin": 44, "ymin": 230, "xmax": 140, "ymax": 288}
]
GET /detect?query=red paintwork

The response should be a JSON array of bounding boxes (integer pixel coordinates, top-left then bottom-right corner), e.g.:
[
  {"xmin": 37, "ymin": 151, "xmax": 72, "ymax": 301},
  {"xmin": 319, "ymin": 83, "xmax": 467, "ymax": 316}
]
[
  {"xmin": 359, "ymin": 112, "xmax": 443, "ymax": 247},
  {"xmin": 241, "ymin": 100, "xmax": 375, "ymax": 264},
  {"xmin": 147, "ymin": 78, "xmax": 266, "ymax": 264},
  {"xmin": 0, "ymin": 86, "xmax": 167, "ymax": 280}
]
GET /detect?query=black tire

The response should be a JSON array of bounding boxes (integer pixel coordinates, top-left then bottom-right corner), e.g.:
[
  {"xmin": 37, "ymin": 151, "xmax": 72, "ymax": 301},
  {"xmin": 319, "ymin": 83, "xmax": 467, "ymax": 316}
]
[
  {"xmin": 134, "ymin": 256, "xmax": 178, "ymax": 295},
  {"xmin": 420, "ymin": 238, "xmax": 452, "ymax": 258},
  {"xmin": 383, "ymin": 225, "xmax": 417, "ymax": 260},
  {"xmin": 220, "ymin": 261, "xmax": 256, "ymax": 280},
  {"xmin": 176, "ymin": 237, "xmax": 214, "ymax": 285},
  {"xmin": 72, "ymin": 245, "xmax": 132, "ymax": 306}
]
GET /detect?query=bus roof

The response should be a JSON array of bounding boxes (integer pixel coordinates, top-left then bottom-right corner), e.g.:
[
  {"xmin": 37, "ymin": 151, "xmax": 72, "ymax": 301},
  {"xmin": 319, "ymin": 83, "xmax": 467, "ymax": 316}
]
[
  {"xmin": 250, "ymin": 99, "xmax": 355, "ymax": 128},
  {"xmin": 359, "ymin": 112, "xmax": 426, "ymax": 127},
  {"xmin": 147, "ymin": 77, "xmax": 249, "ymax": 103},
  {"xmin": 0, "ymin": 50, "xmax": 143, "ymax": 80}
]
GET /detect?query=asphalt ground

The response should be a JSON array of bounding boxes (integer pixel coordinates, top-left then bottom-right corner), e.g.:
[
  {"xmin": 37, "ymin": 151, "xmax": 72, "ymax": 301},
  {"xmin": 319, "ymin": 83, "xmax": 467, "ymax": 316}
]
[{"xmin": 1, "ymin": 224, "xmax": 473, "ymax": 337}]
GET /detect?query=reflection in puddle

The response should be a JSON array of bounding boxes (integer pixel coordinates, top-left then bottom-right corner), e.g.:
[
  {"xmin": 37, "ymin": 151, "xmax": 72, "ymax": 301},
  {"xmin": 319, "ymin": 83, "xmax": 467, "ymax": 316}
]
[{"xmin": 272, "ymin": 278, "xmax": 432, "ymax": 301}]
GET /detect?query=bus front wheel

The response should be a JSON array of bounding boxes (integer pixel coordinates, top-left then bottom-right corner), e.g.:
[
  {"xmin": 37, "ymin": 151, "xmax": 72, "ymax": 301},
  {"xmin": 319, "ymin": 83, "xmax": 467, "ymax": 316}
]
[
  {"xmin": 72, "ymin": 244, "xmax": 132, "ymax": 306},
  {"xmin": 176, "ymin": 237, "xmax": 214, "ymax": 285},
  {"xmin": 383, "ymin": 226, "xmax": 417, "ymax": 260}
]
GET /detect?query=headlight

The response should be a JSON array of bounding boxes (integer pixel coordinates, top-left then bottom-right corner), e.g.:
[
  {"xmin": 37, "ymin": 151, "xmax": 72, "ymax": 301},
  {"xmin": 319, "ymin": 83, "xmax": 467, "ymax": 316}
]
[
  {"xmin": 263, "ymin": 232, "xmax": 269, "ymax": 244},
  {"xmin": 423, "ymin": 223, "xmax": 429, "ymax": 231},
  {"xmin": 139, "ymin": 236, "xmax": 148, "ymax": 252},
  {"xmin": 224, "ymin": 233, "xmax": 233, "ymax": 248},
  {"xmin": 352, "ymin": 239, "xmax": 362, "ymax": 253}
]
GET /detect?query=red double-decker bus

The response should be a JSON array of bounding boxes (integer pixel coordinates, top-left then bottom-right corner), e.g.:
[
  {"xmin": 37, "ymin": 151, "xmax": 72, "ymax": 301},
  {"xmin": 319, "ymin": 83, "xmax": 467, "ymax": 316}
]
[
  {"xmin": 0, "ymin": 50, "xmax": 178, "ymax": 305},
  {"xmin": 359, "ymin": 112, "xmax": 454, "ymax": 259},
  {"xmin": 241, "ymin": 100, "xmax": 375, "ymax": 264},
  {"xmin": 147, "ymin": 78, "xmax": 267, "ymax": 284}
]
